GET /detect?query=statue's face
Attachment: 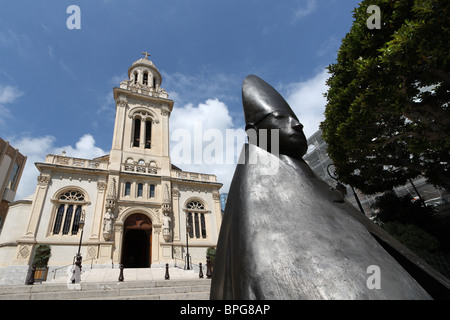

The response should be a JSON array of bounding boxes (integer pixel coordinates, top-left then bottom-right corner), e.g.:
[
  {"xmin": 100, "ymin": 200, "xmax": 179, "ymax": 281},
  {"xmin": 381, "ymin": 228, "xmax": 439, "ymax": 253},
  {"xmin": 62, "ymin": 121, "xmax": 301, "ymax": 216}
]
[
  {"xmin": 252, "ymin": 110, "xmax": 308, "ymax": 159},
  {"xmin": 242, "ymin": 74, "xmax": 308, "ymax": 160}
]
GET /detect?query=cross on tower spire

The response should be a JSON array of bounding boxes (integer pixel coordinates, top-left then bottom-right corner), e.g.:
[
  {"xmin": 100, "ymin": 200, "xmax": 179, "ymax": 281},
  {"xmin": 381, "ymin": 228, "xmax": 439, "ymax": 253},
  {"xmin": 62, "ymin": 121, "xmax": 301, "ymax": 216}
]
[{"xmin": 142, "ymin": 51, "xmax": 151, "ymax": 59}]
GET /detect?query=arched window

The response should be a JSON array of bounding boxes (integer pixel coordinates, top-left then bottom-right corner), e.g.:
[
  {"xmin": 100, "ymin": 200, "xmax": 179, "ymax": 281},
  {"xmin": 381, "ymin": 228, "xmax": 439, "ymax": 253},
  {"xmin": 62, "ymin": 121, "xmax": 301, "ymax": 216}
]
[
  {"xmin": 133, "ymin": 72, "xmax": 138, "ymax": 84},
  {"xmin": 153, "ymin": 77, "xmax": 156, "ymax": 89},
  {"xmin": 143, "ymin": 72, "xmax": 148, "ymax": 85},
  {"xmin": 145, "ymin": 120, "xmax": 152, "ymax": 149},
  {"xmin": 133, "ymin": 118, "xmax": 141, "ymax": 147},
  {"xmin": 137, "ymin": 183, "xmax": 143, "ymax": 197},
  {"xmin": 52, "ymin": 190, "xmax": 86, "ymax": 236},
  {"xmin": 125, "ymin": 182, "xmax": 131, "ymax": 196},
  {"xmin": 149, "ymin": 184, "xmax": 155, "ymax": 198},
  {"xmin": 185, "ymin": 200, "xmax": 207, "ymax": 239}
]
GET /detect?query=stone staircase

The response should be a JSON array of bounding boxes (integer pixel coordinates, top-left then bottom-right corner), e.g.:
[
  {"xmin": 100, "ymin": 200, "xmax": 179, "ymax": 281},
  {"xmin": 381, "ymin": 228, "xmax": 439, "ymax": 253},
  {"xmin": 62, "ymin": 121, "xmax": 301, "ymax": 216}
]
[{"xmin": 0, "ymin": 267, "xmax": 211, "ymax": 300}]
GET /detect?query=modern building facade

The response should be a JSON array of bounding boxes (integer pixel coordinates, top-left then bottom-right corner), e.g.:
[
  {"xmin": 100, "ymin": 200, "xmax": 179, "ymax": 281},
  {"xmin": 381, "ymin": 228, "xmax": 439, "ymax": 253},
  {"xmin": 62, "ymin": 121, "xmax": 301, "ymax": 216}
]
[{"xmin": 304, "ymin": 129, "xmax": 450, "ymax": 216}]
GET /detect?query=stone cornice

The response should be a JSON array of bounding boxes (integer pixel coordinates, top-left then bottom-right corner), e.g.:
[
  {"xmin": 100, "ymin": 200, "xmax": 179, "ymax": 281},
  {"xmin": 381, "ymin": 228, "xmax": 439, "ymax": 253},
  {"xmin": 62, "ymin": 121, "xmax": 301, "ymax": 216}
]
[{"xmin": 113, "ymin": 87, "xmax": 174, "ymax": 111}]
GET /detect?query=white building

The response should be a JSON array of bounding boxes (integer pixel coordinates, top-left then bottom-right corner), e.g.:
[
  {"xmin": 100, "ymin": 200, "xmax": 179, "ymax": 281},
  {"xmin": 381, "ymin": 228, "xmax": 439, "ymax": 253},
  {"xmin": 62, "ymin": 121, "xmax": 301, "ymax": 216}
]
[{"xmin": 0, "ymin": 55, "xmax": 223, "ymax": 285}]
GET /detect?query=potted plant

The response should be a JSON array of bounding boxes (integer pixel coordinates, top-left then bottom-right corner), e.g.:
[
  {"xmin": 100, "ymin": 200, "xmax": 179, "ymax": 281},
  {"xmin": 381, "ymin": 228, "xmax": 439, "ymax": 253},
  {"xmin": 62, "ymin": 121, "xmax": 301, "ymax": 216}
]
[
  {"xmin": 206, "ymin": 247, "xmax": 216, "ymax": 274},
  {"xmin": 31, "ymin": 244, "xmax": 51, "ymax": 282}
]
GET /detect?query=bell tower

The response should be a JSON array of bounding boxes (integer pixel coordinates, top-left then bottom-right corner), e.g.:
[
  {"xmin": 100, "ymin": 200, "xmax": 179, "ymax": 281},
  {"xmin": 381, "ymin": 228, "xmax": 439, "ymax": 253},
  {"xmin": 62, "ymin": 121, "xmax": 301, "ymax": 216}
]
[{"xmin": 109, "ymin": 53, "xmax": 174, "ymax": 176}]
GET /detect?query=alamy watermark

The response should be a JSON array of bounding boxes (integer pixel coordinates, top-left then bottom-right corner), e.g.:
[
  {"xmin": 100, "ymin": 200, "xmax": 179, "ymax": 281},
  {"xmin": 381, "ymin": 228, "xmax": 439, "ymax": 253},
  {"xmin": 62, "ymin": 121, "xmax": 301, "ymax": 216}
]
[
  {"xmin": 366, "ymin": 265, "xmax": 381, "ymax": 289},
  {"xmin": 66, "ymin": 5, "xmax": 81, "ymax": 30},
  {"xmin": 170, "ymin": 124, "xmax": 280, "ymax": 175},
  {"xmin": 367, "ymin": 5, "xmax": 381, "ymax": 29}
]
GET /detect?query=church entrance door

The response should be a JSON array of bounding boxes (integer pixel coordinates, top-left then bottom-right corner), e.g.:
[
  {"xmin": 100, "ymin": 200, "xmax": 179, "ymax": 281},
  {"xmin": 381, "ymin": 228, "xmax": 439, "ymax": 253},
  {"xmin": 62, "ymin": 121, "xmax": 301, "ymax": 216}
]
[{"xmin": 121, "ymin": 213, "xmax": 152, "ymax": 268}]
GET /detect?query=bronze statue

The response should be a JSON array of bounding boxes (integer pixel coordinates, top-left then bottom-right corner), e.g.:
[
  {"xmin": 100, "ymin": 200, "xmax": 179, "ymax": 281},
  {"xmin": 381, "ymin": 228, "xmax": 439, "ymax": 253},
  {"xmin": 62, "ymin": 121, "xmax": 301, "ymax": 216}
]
[{"xmin": 210, "ymin": 75, "xmax": 450, "ymax": 300}]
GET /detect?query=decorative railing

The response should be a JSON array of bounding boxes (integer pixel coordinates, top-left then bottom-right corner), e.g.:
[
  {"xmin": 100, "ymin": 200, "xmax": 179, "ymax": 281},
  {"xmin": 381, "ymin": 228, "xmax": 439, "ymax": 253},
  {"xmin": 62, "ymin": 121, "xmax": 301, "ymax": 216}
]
[
  {"xmin": 122, "ymin": 163, "xmax": 160, "ymax": 175},
  {"xmin": 171, "ymin": 170, "xmax": 217, "ymax": 182},
  {"xmin": 46, "ymin": 154, "xmax": 109, "ymax": 170},
  {"xmin": 120, "ymin": 81, "xmax": 169, "ymax": 99}
]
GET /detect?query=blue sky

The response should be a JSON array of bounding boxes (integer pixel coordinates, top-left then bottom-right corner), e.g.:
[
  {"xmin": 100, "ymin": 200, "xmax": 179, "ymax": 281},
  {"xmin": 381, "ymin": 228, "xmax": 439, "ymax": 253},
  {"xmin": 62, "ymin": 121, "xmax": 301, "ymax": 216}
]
[{"xmin": 0, "ymin": 0, "xmax": 361, "ymax": 199}]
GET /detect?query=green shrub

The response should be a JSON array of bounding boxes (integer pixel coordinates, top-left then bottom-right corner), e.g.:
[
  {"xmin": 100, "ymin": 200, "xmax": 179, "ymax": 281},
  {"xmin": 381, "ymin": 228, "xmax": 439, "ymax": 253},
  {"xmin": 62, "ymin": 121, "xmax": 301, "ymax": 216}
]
[
  {"xmin": 206, "ymin": 247, "xmax": 216, "ymax": 264},
  {"xmin": 32, "ymin": 244, "xmax": 51, "ymax": 268}
]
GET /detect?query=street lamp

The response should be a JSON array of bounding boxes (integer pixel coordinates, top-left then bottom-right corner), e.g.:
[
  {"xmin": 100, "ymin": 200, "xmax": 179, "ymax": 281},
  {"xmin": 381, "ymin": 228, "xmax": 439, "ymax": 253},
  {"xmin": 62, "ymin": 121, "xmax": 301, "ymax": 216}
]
[
  {"xmin": 327, "ymin": 163, "xmax": 366, "ymax": 215},
  {"xmin": 185, "ymin": 222, "xmax": 192, "ymax": 270},
  {"xmin": 76, "ymin": 217, "xmax": 85, "ymax": 257},
  {"xmin": 72, "ymin": 211, "xmax": 85, "ymax": 284}
]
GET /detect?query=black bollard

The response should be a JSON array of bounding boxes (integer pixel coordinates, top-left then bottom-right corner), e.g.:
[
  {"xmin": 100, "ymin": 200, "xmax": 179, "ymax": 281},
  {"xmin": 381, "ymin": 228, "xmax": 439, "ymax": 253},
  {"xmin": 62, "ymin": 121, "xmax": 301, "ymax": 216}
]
[
  {"xmin": 26, "ymin": 266, "xmax": 36, "ymax": 285},
  {"xmin": 165, "ymin": 263, "xmax": 170, "ymax": 280},
  {"xmin": 199, "ymin": 262, "xmax": 204, "ymax": 278},
  {"xmin": 118, "ymin": 264, "xmax": 124, "ymax": 282},
  {"xmin": 206, "ymin": 255, "xmax": 212, "ymax": 279}
]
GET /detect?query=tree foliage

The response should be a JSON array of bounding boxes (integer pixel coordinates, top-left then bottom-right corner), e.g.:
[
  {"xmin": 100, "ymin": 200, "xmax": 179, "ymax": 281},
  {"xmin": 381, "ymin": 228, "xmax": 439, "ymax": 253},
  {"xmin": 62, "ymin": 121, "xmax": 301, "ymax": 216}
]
[
  {"xmin": 373, "ymin": 192, "xmax": 441, "ymax": 256},
  {"xmin": 321, "ymin": 0, "xmax": 450, "ymax": 194},
  {"xmin": 372, "ymin": 191, "xmax": 435, "ymax": 227}
]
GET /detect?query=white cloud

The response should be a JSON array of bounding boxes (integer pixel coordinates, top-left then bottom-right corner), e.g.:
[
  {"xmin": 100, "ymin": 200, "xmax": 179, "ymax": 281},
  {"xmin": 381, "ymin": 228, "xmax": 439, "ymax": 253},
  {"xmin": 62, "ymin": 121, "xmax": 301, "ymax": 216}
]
[
  {"xmin": 283, "ymin": 68, "xmax": 330, "ymax": 139},
  {"xmin": 0, "ymin": 29, "xmax": 32, "ymax": 56},
  {"xmin": 170, "ymin": 98, "xmax": 242, "ymax": 194},
  {"xmin": 0, "ymin": 85, "xmax": 24, "ymax": 125},
  {"xmin": 0, "ymin": 85, "xmax": 23, "ymax": 104},
  {"xmin": 11, "ymin": 134, "xmax": 107, "ymax": 200},
  {"xmin": 48, "ymin": 45, "xmax": 54, "ymax": 58},
  {"xmin": 294, "ymin": 0, "xmax": 317, "ymax": 20}
]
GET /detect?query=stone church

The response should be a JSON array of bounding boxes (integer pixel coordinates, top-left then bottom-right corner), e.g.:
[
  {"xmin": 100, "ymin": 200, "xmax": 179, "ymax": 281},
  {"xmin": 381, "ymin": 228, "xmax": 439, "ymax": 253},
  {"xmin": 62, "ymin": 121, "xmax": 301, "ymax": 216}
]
[{"xmin": 0, "ymin": 54, "xmax": 223, "ymax": 284}]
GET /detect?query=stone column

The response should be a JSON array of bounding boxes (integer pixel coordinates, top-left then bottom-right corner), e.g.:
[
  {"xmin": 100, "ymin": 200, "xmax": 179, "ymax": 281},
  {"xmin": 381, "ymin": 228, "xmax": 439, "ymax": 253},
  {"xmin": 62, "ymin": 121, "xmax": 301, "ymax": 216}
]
[
  {"xmin": 22, "ymin": 174, "xmax": 51, "ymax": 240},
  {"xmin": 112, "ymin": 222, "xmax": 123, "ymax": 264},
  {"xmin": 213, "ymin": 191, "xmax": 222, "ymax": 236},
  {"xmin": 171, "ymin": 186, "xmax": 180, "ymax": 241},
  {"xmin": 139, "ymin": 116, "xmax": 146, "ymax": 148},
  {"xmin": 89, "ymin": 179, "xmax": 107, "ymax": 240},
  {"xmin": 152, "ymin": 225, "xmax": 161, "ymax": 264},
  {"xmin": 161, "ymin": 106, "xmax": 170, "ymax": 157}
]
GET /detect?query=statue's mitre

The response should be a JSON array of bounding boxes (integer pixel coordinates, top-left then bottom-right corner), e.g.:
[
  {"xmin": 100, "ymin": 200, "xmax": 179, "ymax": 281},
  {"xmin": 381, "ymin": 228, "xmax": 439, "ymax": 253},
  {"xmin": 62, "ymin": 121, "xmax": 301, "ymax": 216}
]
[{"xmin": 242, "ymin": 75, "xmax": 299, "ymax": 126}]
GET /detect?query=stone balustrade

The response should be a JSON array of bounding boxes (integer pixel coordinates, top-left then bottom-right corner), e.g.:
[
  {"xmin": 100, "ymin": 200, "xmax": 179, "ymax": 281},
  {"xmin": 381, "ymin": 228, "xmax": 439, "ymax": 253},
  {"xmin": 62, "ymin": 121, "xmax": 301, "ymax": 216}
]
[
  {"xmin": 171, "ymin": 170, "xmax": 217, "ymax": 183},
  {"xmin": 46, "ymin": 154, "xmax": 108, "ymax": 170},
  {"xmin": 119, "ymin": 80, "xmax": 169, "ymax": 99}
]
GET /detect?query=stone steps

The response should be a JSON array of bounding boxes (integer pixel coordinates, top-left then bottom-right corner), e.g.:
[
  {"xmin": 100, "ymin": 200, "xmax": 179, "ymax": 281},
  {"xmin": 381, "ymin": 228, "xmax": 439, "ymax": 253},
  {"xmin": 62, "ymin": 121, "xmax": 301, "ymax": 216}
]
[{"xmin": 0, "ymin": 278, "xmax": 211, "ymax": 300}]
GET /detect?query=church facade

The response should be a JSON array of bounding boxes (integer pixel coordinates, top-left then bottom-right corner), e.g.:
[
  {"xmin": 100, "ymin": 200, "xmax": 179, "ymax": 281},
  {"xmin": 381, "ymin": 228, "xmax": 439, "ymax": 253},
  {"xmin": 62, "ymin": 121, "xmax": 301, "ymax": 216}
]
[{"xmin": 0, "ymin": 55, "xmax": 223, "ymax": 284}]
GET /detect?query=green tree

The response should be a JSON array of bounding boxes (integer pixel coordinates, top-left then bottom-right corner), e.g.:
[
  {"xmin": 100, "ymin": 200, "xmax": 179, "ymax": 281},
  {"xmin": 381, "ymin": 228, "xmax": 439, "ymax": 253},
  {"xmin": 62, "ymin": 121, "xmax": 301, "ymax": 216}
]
[
  {"xmin": 372, "ymin": 191, "xmax": 435, "ymax": 228},
  {"xmin": 321, "ymin": 0, "xmax": 449, "ymax": 194}
]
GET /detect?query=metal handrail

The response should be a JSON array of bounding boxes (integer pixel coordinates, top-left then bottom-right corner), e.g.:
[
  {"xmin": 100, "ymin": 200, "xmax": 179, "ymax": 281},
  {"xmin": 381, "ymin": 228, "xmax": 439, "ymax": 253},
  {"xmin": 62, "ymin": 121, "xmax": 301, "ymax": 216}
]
[
  {"xmin": 51, "ymin": 264, "xmax": 73, "ymax": 279},
  {"xmin": 50, "ymin": 256, "xmax": 95, "ymax": 279}
]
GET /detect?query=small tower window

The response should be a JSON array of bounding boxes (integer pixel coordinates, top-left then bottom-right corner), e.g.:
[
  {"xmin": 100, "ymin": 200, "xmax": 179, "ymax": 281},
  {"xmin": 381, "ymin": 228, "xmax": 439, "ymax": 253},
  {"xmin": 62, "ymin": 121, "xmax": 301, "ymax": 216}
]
[
  {"xmin": 145, "ymin": 120, "xmax": 152, "ymax": 149},
  {"xmin": 153, "ymin": 77, "xmax": 156, "ymax": 89},
  {"xmin": 133, "ymin": 72, "xmax": 138, "ymax": 84},
  {"xmin": 133, "ymin": 118, "xmax": 141, "ymax": 147},
  {"xmin": 143, "ymin": 72, "xmax": 148, "ymax": 85},
  {"xmin": 137, "ymin": 183, "xmax": 143, "ymax": 197},
  {"xmin": 125, "ymin": 182, "xmax": 131, "ymax": 196},
  {"xmin": 149, "ymin": 184, "xmax": 155, "ymax": 198}
]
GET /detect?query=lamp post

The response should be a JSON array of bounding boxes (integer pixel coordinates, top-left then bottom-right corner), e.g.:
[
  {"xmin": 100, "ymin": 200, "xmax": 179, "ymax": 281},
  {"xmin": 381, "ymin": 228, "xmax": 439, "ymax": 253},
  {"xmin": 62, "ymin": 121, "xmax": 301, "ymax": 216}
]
[
  {"xmin": 76, "ymin": 218, "xmax": 85, "ymax": 258},
  {"xmin": 327, "ymin": 163, "xmax": 365, "ymax": 215},
  {"xmin": 185, "ymin": 222, "xmax": 192, "ymax": 270},
  {"xmin": 72, "ymin": 212, "xmax": 85, "ymax": 284}
]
